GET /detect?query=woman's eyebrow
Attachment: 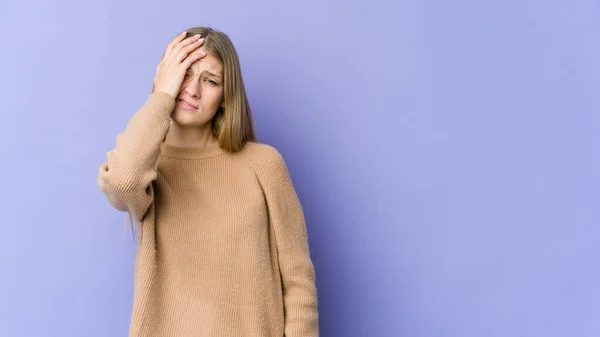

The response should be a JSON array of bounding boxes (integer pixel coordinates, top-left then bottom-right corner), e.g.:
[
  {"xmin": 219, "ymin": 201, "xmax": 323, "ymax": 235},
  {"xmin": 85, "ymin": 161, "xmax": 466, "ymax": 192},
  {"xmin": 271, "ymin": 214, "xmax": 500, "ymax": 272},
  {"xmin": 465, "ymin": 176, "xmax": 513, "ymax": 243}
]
[
  {"xmin": 186, "ymin": 69, "xmax": 222, "ymax": 78},
  {"xmin": 204, "ymin": 70, "xmax": 222, "ymax": 78}
]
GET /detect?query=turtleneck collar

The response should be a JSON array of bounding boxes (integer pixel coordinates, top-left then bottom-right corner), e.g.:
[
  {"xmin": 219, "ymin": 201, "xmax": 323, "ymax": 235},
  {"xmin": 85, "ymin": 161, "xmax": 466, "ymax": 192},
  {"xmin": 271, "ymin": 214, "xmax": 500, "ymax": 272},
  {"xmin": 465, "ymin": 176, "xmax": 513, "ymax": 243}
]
[{"xmin": 159, "ymin": 142, "xmax": 227, "ymax": 159}]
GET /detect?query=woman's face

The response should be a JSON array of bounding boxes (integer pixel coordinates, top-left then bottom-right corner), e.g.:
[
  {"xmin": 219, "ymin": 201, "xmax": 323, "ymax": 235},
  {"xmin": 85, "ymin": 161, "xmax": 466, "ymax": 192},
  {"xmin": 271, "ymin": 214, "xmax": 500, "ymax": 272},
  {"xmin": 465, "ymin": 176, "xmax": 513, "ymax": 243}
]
[{"xmin": 171, "ymin": 50, "xmax": 224, "ymax": 127}]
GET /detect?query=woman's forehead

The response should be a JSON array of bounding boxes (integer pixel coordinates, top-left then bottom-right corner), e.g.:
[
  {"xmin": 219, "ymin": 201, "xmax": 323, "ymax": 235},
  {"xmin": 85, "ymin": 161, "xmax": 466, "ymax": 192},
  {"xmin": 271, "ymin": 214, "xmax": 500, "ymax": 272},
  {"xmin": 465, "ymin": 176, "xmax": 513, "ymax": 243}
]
[{"xmin": 189, "ymin": 53, "xmax": 222, "ymax": 76}]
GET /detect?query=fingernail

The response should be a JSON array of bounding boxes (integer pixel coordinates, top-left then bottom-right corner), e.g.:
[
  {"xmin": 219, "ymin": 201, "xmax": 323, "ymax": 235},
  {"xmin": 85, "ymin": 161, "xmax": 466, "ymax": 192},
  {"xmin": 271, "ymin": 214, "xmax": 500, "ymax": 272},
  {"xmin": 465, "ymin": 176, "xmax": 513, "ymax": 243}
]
[{"xmin": 195, "ymin": 34, "xmax": 202, "ymax": 38}]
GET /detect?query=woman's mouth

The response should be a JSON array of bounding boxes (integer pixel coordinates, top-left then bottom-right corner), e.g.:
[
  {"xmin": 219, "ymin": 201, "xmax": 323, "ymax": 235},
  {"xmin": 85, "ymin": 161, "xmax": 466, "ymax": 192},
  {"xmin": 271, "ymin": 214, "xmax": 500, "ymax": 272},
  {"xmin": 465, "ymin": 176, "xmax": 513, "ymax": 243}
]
[{"xmin": 178, "ymin": 99, "xmax": 198, "ymax": 111}]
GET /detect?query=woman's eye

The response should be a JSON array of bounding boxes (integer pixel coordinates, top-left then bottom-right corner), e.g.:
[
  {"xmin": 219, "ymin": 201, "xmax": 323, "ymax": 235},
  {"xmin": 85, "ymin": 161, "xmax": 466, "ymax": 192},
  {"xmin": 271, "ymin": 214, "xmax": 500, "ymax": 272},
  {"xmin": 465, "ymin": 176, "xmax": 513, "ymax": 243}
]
[{"xmin": 205, "ymin": 79, "xmax": 218, "ymax": 85}]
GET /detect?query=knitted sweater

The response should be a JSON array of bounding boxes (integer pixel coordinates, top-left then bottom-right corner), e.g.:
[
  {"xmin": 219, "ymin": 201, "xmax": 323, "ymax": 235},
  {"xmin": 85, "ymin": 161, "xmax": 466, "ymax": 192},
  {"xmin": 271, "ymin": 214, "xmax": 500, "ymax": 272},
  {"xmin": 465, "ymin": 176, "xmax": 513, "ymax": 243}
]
[{"xmin": 97, "ymin": 91, "xmax": 319, "ymax": 337}]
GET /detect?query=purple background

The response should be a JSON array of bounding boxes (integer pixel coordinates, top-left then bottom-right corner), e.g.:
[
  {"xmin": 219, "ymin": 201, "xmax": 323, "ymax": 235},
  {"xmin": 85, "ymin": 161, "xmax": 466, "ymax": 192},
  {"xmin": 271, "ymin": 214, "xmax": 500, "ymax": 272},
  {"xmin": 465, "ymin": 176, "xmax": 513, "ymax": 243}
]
[{"xmin": 1, "ymin": 0, "xmax": 599, "ymax": 336}]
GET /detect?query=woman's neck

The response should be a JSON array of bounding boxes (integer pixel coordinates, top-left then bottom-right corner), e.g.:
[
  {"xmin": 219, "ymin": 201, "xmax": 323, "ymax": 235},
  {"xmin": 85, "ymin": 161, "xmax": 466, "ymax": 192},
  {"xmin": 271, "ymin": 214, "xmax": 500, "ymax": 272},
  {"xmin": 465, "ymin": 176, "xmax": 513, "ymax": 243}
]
[{"xmin": 164, "ymin": 121, "xmax": 219, "ymax": 149}]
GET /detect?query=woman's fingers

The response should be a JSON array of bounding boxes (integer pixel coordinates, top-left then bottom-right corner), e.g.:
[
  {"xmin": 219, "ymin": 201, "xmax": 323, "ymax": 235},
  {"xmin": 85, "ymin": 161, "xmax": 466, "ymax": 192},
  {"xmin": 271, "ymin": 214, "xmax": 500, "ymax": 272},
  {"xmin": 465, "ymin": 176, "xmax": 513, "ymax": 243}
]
[
  {"xmin": 182, "ymin": 50, "xmax": 208, "ymax": 68},
  {"xmin": 164, "ymin": 31, "xmax": 188, "ymax": 59},
  {"xmin": 169, "ymin": 34, "xmax": 203, "ymax": 61},
  {"xmin": 175, "ymin": 37, "xmax": 205, "ymax": 63}
]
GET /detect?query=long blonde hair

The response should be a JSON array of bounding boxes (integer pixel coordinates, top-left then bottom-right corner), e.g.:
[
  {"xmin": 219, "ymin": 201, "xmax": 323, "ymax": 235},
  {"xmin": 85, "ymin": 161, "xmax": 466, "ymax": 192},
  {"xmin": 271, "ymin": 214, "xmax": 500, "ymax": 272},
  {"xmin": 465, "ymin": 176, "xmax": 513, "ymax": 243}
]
[{"xmin": 131, "ymin": 27, "xmax": 257, "ymax": 240}]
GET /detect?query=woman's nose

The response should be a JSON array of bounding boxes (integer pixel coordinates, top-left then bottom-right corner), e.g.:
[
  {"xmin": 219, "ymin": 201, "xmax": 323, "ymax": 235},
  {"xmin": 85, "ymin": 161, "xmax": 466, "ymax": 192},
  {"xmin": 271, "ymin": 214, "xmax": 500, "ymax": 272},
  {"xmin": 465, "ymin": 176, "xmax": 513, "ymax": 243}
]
[{"xmin": 184, "ymin": 80, "xmax": 201, "ymax": 98}]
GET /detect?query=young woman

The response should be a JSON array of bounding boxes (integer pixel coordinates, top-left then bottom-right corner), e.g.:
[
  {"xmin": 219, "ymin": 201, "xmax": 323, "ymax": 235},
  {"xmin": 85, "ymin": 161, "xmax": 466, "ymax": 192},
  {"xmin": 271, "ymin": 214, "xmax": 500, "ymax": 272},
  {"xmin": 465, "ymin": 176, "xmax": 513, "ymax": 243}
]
[{"xmin": 97, "ymin": 26, "xmax": 319, "ymax": 337}]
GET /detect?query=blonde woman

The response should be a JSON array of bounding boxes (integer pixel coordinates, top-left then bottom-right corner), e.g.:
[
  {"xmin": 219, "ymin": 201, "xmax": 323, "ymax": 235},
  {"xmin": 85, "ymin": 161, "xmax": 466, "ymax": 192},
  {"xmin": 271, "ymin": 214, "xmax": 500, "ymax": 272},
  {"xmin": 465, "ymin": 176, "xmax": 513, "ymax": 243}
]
[{"xmin": 97, "ymin": 26, "xmax": 319, "ymax": 336}]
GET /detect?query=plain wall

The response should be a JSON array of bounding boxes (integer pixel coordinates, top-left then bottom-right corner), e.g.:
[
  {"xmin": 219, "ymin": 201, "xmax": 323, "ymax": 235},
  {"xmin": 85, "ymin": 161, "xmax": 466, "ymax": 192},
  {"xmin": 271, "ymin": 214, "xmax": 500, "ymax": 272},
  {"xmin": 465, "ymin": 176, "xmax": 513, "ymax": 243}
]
[{"xmin": 0, "ymin": 0, "xmax": 598, "ymax": 336}]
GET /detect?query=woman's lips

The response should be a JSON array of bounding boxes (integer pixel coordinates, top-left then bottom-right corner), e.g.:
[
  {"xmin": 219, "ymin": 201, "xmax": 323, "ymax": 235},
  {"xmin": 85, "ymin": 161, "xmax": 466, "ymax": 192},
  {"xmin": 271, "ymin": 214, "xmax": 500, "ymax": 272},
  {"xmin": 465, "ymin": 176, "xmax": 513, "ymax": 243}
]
[{"xmin": 178, "ymin": 99, "xmax": 198, "ymax": 111}]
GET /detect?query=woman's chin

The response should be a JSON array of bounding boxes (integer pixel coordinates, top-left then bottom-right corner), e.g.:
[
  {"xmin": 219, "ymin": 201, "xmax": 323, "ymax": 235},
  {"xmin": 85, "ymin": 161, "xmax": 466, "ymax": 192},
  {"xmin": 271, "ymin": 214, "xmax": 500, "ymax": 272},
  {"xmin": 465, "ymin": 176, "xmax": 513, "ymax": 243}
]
[
  {"xmin": 172, "ymin": 108, "xmax": 218, "ymax": 125},
  {"xmin": 172, "ymin": 109, "xmax": 195, "ymax": 122},
  {"xmin": 171, "ymin": 115, "xmax": 211, "ymax": 128}
]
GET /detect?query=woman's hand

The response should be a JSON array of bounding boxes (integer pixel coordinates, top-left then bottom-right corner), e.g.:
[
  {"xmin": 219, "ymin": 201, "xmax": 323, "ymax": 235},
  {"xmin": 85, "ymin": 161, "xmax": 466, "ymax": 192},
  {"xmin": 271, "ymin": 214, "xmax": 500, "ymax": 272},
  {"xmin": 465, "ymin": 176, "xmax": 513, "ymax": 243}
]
[{"xmin": 153, "ymin": 31, "xmax": 206, "ymax": 98}]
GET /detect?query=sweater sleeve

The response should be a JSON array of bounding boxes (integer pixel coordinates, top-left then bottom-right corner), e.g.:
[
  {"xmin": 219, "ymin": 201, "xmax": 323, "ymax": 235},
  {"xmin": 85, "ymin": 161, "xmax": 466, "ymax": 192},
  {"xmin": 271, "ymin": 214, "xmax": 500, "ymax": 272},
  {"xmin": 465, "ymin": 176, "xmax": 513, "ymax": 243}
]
[
  {"xmin": 259, "ymin": 148, "xmax": 319, "ymax": 337},
  {"xmin": 97, "ymin": 91, "xmax": 176, "ymax": 223}
]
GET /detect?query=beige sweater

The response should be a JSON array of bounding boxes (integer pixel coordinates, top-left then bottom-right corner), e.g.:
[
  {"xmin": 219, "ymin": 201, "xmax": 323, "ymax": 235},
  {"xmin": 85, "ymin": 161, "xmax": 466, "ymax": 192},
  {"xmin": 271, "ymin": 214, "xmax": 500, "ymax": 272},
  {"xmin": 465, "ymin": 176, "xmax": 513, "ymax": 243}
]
[{"xmin": 97, "ymin": 91, "xmax": 319, "ymax": 337}]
